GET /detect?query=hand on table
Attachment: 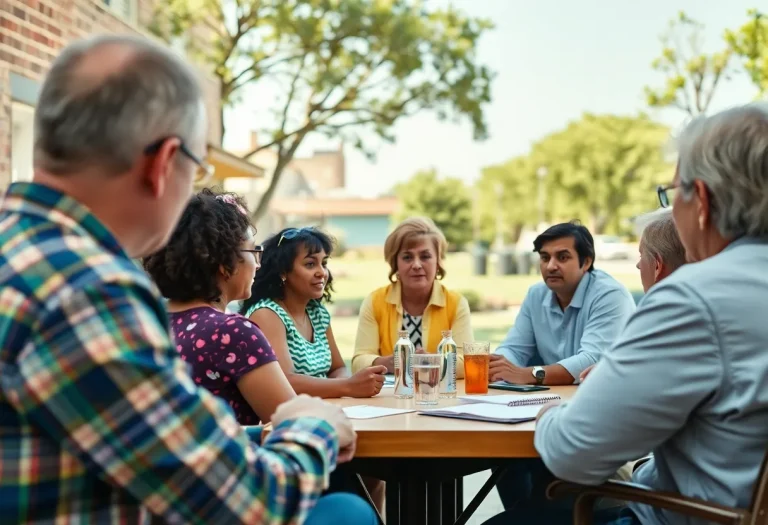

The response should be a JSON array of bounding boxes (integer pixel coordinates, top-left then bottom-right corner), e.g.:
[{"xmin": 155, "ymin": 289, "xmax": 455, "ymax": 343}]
[
  {"xmin": 579, "ymin": 364, "xmax": 596, "ymax": 383},
  {"xmin": 536, "ymin": 400, "xmax": 562, "ymax": 421},
  {"xmin": 272, "ymin": 394, "xmax": 357, "ymax": 463},
  {"xmin": 345, "ymin": 365, "xmax": 388, "ymax": 398},
  {"xmin": 372, "ymin": 355, "xmax": 395, "ymax": 374},
  {"xmin": 488, "ymin": 354, "xmax": 533, "ymax": 384}
]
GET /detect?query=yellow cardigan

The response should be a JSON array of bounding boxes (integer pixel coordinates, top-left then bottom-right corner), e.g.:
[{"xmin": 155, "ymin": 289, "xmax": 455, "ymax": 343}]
[{"xmin": 351, "ymin": 281, "xmax": 474, "ymax": 377}]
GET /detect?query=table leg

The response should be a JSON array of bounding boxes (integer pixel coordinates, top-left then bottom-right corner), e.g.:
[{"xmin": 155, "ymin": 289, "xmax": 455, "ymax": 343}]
[
  {"xmin": 386, "ymin": 482, "xmax": 400, "ymax": 525},
  {"xmin": 427, "ymin": 482, "xmax": 442, "ymax": 525},
  {"xmin": 440, "ymin": 479, "xmax": 458, "ymax": 522}
]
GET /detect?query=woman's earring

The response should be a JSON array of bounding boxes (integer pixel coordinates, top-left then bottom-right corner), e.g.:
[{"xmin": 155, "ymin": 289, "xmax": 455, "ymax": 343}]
[{"xmin": 280, "ymin": 276, "xmax": 287, "ymax": 286}]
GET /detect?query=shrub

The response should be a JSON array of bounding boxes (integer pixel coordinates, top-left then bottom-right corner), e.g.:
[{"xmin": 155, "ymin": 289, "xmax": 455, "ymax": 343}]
[
  {"xmin": 460, "ymin": 289, "xmax": 483, "ymax": 312},
  {"xmin": 332, "ymin": 298, "xmax": 364, "ymax": 317}
]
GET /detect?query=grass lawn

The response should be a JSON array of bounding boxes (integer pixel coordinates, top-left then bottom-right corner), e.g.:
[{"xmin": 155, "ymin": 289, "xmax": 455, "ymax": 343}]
[{"xmin": 328, "ymin": 252, "xmax": 642, "ymax": 362}]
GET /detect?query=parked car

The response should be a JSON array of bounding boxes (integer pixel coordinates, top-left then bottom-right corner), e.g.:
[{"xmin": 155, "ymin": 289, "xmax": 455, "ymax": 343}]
[{"xmin": 594, "ymin": 235, "xmax": 634, "ymax": 261}]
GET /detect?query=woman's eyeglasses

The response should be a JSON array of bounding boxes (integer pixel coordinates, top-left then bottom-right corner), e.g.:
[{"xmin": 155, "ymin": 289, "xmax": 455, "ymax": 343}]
[
  {"xmin": 277, "ymin": 227, "xmax": 315, "ymax": 247},
  {"xmin": 241, "ymin": 245, "xmax": 264, "ymax": 263}
]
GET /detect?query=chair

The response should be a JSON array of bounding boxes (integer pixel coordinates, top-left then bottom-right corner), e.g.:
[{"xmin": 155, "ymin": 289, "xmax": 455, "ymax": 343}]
[{"xmin": 546, "ymin": 450, "xmax": 768, "ymax": 525}]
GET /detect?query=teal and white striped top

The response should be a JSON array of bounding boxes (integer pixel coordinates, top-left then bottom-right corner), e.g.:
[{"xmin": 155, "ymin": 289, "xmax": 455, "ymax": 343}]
[{"xmin": 246, "ymin": 298, "xmax": 332, "ymax": 378}]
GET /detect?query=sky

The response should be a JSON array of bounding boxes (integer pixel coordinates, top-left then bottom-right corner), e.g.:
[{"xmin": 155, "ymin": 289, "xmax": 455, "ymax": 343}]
[{"xmin": 223, "ymin": 0, "xmax": 760, "ymax": 197}]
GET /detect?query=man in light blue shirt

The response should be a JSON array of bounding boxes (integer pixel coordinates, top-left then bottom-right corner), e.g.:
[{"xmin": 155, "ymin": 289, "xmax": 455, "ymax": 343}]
[
  {"xmin": 491, "ymin": 222, "xmax": 636, "ymax": 386},
  {"xmin": 492, "ymin": 222, "xmax": 636, "ymax": 513}
]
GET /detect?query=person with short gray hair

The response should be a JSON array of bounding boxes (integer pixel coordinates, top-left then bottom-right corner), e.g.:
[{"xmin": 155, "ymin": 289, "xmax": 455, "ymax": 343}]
[
  {"xmin": 0, "ymin": 34, "xmax": 375, "ymax": 524},
  {"xmin": 636, "ymin": 209, "xmax": 686, "ymax": 293},
  {"xmin": 485, "ymin": 102, "xmax": 768, "ymax": 525}
]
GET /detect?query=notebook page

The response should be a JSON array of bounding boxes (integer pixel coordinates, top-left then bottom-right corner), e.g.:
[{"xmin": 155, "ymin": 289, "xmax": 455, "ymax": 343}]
[
  {"xmin": 419, "ymin": 403, "xmax": 541, "ymax": 423},
  {"xmin": 459, "ymin": 394, "xmax": 561, "ymax": 406}
]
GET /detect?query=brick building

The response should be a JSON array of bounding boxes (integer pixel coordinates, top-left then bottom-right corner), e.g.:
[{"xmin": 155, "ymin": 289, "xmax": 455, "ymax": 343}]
[{"xmin": 0, "ymin": 0, "xmax": 260, "ymax": 188}]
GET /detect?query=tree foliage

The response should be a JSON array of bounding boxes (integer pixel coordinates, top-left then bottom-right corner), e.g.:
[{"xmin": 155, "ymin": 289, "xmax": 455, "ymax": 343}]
[
  {"xmin": 150, "ymin": 0, "xmax": 494, "ymax": 219},
  {"xmin": 533, "ymin": 114, "xmax": 673, "ymax": 234},
  {"xmin": 393, "ymin": 169, "xmax": 473, "ymax": 248},
  {"xmin": 475, "ymin": 156, "xmax": 538, "ymax": 245},
  {"xmin": 644, "ymin": 12, "xmax": 732, "ymax": 117},
  {"xmin": 480, "ymin": 114, "xmax": 674, "ymax": 238},
  {"xmin": 725, "ymin": 9, "xmax": 768, "ymax": 97}
]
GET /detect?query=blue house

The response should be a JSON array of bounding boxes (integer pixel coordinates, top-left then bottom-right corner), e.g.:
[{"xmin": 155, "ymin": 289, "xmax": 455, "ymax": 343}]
[{"xmin": 269, "ymin": 196, "xmax": 399, "ymax": 249}]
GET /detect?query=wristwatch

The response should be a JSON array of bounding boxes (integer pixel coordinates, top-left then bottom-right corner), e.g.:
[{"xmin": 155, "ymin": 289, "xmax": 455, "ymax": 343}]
[{"xmin": 532, "ymin": 366, "xmax": 545, "ymax": 385}]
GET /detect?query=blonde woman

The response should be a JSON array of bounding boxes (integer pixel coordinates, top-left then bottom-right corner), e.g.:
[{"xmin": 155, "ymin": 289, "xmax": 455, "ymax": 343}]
[{"xmin": 352, "ymin": 217, "xmax": 474, "ymax": 374}]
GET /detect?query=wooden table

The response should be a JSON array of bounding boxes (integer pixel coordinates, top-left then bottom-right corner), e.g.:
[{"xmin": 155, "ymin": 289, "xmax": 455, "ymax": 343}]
[{"xmin": 327, "ymin": 381, "xmax": 577, "ymax": 525}]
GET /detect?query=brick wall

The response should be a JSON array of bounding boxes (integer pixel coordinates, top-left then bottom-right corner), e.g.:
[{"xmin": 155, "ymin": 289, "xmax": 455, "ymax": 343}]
[
  {"xmin": 0, "ymin": 62, "xmax": 10, "ymax": 182},
  {"xmin": 0, "ymin": 0, "xmax": 222, "ymax": 188}
]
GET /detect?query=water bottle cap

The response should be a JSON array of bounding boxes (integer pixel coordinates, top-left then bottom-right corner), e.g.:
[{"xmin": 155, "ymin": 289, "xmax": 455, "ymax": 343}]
[
  {"xmin": 398, "ymin": 330, "xmax": 409, "ymax": 338},
  {"xmin": 441, "ymin": 330, "xmax": 452, "ymax": 337}
]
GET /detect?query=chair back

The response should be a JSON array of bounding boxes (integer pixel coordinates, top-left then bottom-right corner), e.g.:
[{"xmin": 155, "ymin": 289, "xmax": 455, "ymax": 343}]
[{"xmin": 747, "ymin": 447, "xmax": 768, "ymax": 525}]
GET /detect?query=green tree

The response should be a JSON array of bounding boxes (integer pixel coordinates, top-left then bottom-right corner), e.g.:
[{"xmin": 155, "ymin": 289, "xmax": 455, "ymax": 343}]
[
  {"xmin": 393, "ymin": 169, "xmax": 473, "ymax": 248},
  {"xmin": 150, "ymin": 0, "xmax": 494, "ymax": 219},
  {"xmin": 475, "ymin": 156, "xmax": 538, "ymax": 245},
  {"xmin": 531, "ymin": 114, "xmax": 673, "ymax": 234},
  {"xmin": 725, "ymin": 9, "xmax": 768, "ymax": 96},
  {"xmin": 644, "ymin": 12, "xmax": 732, "ymax": 117}
]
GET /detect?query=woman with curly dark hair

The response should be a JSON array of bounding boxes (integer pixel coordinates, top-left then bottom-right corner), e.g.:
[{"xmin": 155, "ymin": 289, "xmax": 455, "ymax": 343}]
[
  {"xmin": 240, "ymin": 227, "xmax": 387, "ymax": 398},
  {"xmin": 143, "ymin": 189, "xmax": 294, "ymax": 424}
]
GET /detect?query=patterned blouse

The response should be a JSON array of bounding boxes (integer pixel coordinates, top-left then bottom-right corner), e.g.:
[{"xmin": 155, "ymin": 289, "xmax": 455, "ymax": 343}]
[
  {"xmin": 402, "ymin": 311, "xmax": 424, "ymax": 350},
  {"xmin": 170, "ymin": 306, "xmax": 277, "ymax": 425},
  {"xmin": 246, "ymin": 299, "xmax": 333, "ymax": 378}
]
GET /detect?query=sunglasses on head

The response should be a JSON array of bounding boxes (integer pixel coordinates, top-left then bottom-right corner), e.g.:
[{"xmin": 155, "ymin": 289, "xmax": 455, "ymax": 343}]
[{"xmin": 278, "ymin": 227, "xmax": 316, "ymax": 247}]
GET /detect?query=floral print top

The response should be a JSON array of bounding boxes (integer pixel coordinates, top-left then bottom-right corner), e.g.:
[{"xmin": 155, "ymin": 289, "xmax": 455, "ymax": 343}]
[{"xmin": 170, "ymin": 306, "xmax": 277, "ymax": 425}]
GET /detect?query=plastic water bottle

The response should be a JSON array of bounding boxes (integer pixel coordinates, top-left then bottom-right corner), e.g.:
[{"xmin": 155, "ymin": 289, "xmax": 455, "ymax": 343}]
[
  {"xmin": 438, "ymin": 330, "xmax": 457, "ymax": 398},
  {"xmin": 394, "ymin": 330, "xmax": 414, "ymax": 398}
]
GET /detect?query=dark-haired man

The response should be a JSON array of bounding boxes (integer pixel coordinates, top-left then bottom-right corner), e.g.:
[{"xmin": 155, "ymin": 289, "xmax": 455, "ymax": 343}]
[
  {"xmin": 490, "ymin": 221, "xmax": 635, "ymax": 386},
  {"xmin": 492, "ymin": 222, "xmax": 636, "ymax": 513}
]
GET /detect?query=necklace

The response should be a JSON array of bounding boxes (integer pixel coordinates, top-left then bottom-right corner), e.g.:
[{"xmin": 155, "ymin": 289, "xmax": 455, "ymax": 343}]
[{"xmin": 278, "ymin": 300, "xmax": 312, "ymax": 337}]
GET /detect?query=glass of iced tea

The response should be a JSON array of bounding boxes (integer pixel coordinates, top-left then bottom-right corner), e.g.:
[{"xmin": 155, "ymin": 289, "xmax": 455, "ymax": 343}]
[{"xmin": 463, "ymin": 342, "xmax": 490, "ymax": 395}]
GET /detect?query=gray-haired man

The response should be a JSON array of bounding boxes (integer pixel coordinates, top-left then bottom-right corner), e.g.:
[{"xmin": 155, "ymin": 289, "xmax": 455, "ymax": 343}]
[
  {"xmin": 580, "ymin": 209, "xmax": 686, "ymax": 382},
  {"xmin": 635, "ymin": 209, "xmax": 686, "ymax": 294},
  {"xmin": 0, "ymin": 34, "xmax": 374, "ymax": 524}
]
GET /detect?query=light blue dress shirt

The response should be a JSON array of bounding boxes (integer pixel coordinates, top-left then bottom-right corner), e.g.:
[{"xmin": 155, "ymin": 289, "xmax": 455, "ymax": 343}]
[
  {"xmin": 535, "ymin": 237, "xmax": 768, "ymax": 525},
  {"xmin": 495, "ymin": 269, "xmax": 636, "ymax": 381}
]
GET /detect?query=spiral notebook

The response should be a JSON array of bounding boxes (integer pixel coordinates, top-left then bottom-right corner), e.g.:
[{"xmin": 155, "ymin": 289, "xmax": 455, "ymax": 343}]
[
  {"xmin": 418, "ymin": 403, "xmax": 542, "ymax": 424},
  {"xmin": 458, "ymin": 393, "xmax": 561, "ymax": 407}
]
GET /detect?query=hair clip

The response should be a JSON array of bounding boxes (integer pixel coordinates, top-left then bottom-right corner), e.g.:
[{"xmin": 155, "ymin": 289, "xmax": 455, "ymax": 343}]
[{"xmin": 216, "ymin": 194, "xmax": 248, "ymax": 216}]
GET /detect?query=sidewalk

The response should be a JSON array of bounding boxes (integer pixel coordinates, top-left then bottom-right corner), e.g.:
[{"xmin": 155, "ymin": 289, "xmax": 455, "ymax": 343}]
[{"xmin": 465, "ymin": 470, "xmax": 504, "ymax": 524}]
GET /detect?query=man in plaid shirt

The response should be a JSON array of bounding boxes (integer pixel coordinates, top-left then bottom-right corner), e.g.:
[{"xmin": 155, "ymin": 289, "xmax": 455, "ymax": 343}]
[{"xmin": 0, "ymin": 35, "xmax": 375, "ymax": 525}]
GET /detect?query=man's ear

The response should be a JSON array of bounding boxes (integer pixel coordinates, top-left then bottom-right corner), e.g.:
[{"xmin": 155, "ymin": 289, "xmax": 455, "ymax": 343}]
[
  {"xmin": 654, "ymin": 255, "xmax": 664, "ymax": 281},
  {"xmin": 143, "ymin": 138, "xmax": 181, "ymax": 198},
  {"xmin": 692, "ymin": 179, "xmax": 712, "ymax": 231}
]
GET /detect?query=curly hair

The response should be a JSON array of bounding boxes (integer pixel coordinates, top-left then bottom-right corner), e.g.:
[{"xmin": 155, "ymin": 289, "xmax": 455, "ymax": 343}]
[
  {"xmin": 143, "ymin": 188, "xmax": 253, "ymax": 303},
  {"xmin": 240, "ymin": 227, "xmax": 335, "ymax": 315}
]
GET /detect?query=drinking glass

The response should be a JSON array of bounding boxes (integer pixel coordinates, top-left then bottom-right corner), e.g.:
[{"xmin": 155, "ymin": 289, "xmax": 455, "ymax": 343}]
[
  {"xmin": 463, "ymin": 342, "xmax": 490, "ymax": 395},
  {"xmin": 412, "ymin": 353, "xmax": 442, "ymax": 405}
]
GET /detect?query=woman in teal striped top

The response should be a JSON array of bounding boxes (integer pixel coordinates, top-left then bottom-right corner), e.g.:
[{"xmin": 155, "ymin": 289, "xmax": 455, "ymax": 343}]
[{"xmin": 241, "ymin": 227, "xmax": 387, "ymax": 399}]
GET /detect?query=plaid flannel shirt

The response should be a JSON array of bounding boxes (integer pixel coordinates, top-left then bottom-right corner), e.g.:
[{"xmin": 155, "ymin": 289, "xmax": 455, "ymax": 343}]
[{"xmin": 0, "ymin": 183, "xmax": 339, "ymax": 524}]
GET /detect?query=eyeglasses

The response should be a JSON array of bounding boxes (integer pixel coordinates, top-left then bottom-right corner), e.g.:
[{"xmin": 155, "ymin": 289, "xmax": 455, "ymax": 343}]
[
  {"xmin": 241, "ymin": 245, "xmax": 264, "ymax": 264},
  {"xmin": 277, "ymin": 227, "xmax": 315, "ymax": 247},
  {"xmin": 144, "ymin": 137, "xmax": 215, "ymax": 186},
  {"xmin": 656, "ymin": 184, "xmax": 678, "ymax": 208}
]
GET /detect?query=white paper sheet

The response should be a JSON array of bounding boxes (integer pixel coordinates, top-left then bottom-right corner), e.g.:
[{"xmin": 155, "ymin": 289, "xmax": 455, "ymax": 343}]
[{"xmin": 343, "ymin": 405, "xmax": 415, "ymax": 419}]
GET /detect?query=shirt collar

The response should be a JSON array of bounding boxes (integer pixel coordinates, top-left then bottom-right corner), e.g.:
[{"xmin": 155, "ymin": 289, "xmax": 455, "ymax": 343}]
[
  {"xmin": 543, "ymin": 270, "xmax": 593, "ymax": 311},
  {"xmin": 387, "ymin": 280, "xmax": 446, "ymax": 311},
  {"xmin": 1, "ymin": 182, "xmax": 127, "ymax": 258}
]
